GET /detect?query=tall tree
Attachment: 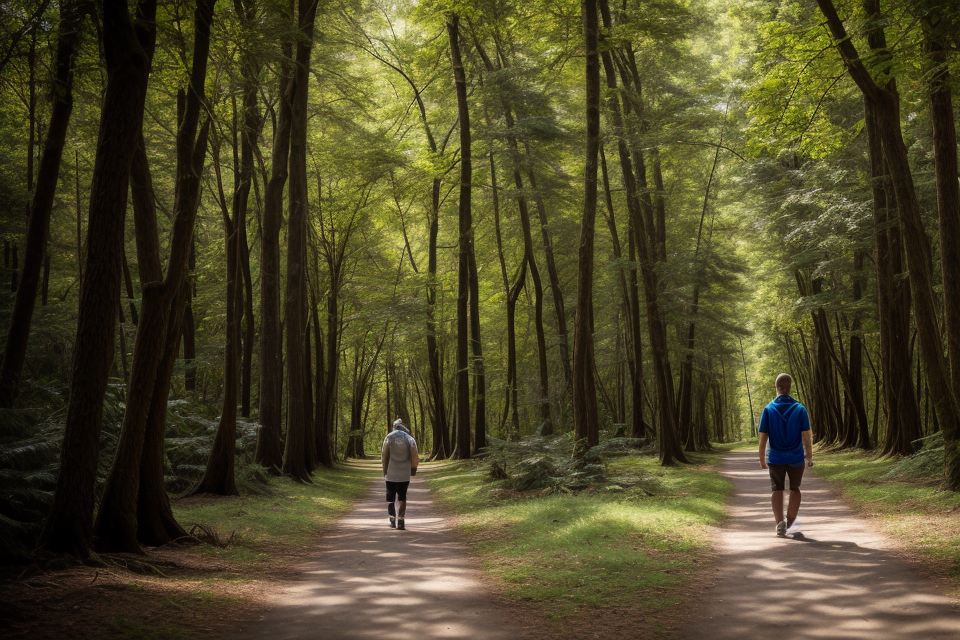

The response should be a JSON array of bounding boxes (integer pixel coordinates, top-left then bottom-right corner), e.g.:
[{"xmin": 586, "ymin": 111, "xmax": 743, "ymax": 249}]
[
  {"xmin": 38, "ymin": 0, "xmax": 157, "ymax": 557},
  {"xmin": 0, "ymin": 1, "xmax": 85, "ymax": 408},
  {"xmin": 572, "ymin": 0, "xmax": 601, "ymax": 454},
  {"xmin": 254, "ymin": 6, "xmax": 294, "ymax": 474},
  {"xmin": 96, "ymin": 0, "xmax": 216, "ymax": 548},
  {"xmin": 282, "ymin": 0, "xmax": 320, "ymax": 481},
  {"xmin": 448, "ymin": 12, "xmax": 472, "ymax": 459}
]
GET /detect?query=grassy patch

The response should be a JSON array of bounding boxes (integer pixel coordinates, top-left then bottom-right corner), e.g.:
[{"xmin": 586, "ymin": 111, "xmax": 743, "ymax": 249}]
[
  {"xmin": 427, "ymin": 447, "xmax": 733, "ymax": 629},
  {"xmin": 112, "ymin": 615, "xmax": 183, "ymax": 640},
  {"xmin": 172, "ymin": 463, "xmax": 372, "ymax": 563},
  {"xmin": 812, "ymin": 450, "xmax": 960, "ymax": 591}
]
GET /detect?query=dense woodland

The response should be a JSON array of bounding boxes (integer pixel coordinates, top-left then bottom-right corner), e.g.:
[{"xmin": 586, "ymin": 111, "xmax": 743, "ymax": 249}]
[{"xmin": 0, "ymin": 0, "xmax": 958, "ymax": 560}]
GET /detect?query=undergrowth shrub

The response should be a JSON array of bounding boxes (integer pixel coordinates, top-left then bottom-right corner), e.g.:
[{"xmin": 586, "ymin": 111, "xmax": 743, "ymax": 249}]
[{"xmin": 482, "ymin": 433, "xmax": 650, "ymax": 493}]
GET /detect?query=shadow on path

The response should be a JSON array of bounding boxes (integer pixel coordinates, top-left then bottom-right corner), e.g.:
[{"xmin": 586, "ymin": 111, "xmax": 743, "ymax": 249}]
[
  {"xmin": 236, "ymin": 462, "xmax": 522, "ymax": 640},
  {"xmin": 673, "ymin": 452, "xmax": 960, "ymax": 639}
]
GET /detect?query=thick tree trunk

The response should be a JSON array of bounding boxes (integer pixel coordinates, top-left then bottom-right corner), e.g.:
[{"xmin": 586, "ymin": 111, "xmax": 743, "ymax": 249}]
[
  {"xmin": 572, "ymin": 0, "xmax": 601, "ymax": 454},
  {"xmin": 39, "ymin": 0, "xmax": 156, "ymax": 558},
  {"xmin": 95, "ymin": 0, "xmax": 215, "ymax": 549},
  {"xmin": 448, "ymin": 13, "xmax": 472, "ymax": 460},
  {"xmin": 0, "ymin": 1, "xmax": 84, "ymax": 408},
  {"xmin": 282, "ymin": 0, "xmax": 319, "ymax": 481},
  {"xmin": 255, "ymin": 18, "xmax": 294, "ymax": 474}
]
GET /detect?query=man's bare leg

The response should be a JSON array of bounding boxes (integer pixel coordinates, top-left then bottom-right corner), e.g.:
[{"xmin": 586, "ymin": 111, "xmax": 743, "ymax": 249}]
[
  {"xmin": 398, "ymin": 500, "xmax": 407, "ymax": 519},
  {"xmin": 771, "ymin": 490, "xmax": 785, "ymax": 524},
  {"xmin": 786, "ymin": 488, "xmax": 801, "ymax": 527}
]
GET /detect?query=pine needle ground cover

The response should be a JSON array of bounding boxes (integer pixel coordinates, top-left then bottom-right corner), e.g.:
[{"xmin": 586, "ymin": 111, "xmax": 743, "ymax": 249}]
[
  {"xmin": 811, "ymin": 446, "xmax": 960, "ymax": 597},
  {"xmin": 0, "ymin": 464, "xmax": 371, "ymax": 639},
  {"xmin": 427, "ymin": 446, "xmax": 733, "ymax": 639}
]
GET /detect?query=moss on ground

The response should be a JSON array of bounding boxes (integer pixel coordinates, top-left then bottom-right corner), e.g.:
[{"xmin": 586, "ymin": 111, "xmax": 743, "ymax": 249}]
[{"xmin": 427, "ymin": 447, "xmax": 733, "ymax": 627}]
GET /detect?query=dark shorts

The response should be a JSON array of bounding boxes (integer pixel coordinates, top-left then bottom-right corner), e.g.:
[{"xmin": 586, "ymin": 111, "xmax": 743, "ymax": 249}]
[
  {"xmin": 768, "ymin": 464, "xmax": 804, "ymax": 492},
  {"xmin": 385, "ymin": 481, "xmax": 410, "ymax": 502}
]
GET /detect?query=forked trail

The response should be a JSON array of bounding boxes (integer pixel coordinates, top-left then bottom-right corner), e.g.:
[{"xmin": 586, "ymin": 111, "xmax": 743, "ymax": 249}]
[
  {"xmin": 674, "ymin": 451, "xmax": 960, "ymax": 639},
  {"xmin": 236, "ymin": 461, "xmax": 523, "ymax": 640}
]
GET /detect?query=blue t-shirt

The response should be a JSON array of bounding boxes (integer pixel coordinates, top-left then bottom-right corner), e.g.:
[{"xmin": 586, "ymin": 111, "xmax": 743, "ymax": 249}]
[{"xmin": 758, "ymin": 395, "xmax": 810, "ymax": 465}]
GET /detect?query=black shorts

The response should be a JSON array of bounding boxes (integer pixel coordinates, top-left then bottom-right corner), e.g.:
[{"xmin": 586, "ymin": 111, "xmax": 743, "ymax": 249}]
[
  {"xmin": 768, "ymin": 464, "xmax": 804, "ymax": 492},
  {"xmin": 385, "ymin": 481, "xmax": 410, "ymax": 502}
]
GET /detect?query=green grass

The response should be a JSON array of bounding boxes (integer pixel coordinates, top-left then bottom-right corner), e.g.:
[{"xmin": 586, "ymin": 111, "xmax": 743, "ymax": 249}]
[
  {"xmin": 171, "ymin": 463, "xmax": 373, "ymax": 563},
  {"xmin": 427, "ymin": 448, "xmax": 733, "ymax": 620},
  {"xmin": 112, "ymin": 615, "xmax": 183, "ymax": 639},
  {"xmin": 812, "ymin": 450, "xmax": 960, "ymax": 587}
]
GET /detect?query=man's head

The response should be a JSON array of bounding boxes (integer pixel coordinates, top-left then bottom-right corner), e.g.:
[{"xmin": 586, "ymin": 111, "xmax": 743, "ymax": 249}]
[
  {"xmin": 393, "ymin": 418, "xmax": 405, "ymax": 431},
  {"xmin": 775, "ymin": 373, "xmax": 792, "ymax": 396}
]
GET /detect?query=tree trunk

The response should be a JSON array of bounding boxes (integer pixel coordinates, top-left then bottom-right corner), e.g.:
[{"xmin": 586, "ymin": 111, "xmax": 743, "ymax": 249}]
[
  {"xmin": 192, "ymin": 133, "xmax": 244, "ymax": 497},
  {"xmin": 39, "ymin": 0, "xmax": 156, "ymax": 558},
  {"xmin": 923, "ymin": 16, "xmax": 960, "ymax": 403},
  {"xmin": 597, "ymin": 0, "xmax": 684, "ymax": 462},
  {"xmin": 237, "ymin": 0, "xmax": 261, "ymax": 419},
  {"xmin": 255, "ymin": 13, "xmax": 294, "ymax": 474},
  {"xmin": 448, "ymin": 13, "xmax": 472, "ymax": 460},
  {"xmin": 0, "ymin": 0, "xmax": 84, "ymax": 408},
  {"xmin": 599, "ymin": 145, "xmax": 647, "ymax": 440},
  {"xmin": 95, "ymin": 0, "xmax": 215, "ymax": 549},
  {"xmin": 490, "ymin": 150, "xmax": 526, "ymax": 441},
  {"xmin": 282, "ymin": 0, "xmax": 319, "ymax": 482},
  {"xmin": 572, "ymin": 0, "xmax": 601, "ymax": 455}
]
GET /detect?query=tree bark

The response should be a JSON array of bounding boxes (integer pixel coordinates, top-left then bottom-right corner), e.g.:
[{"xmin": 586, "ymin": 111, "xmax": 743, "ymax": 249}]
[
  {"xmin": 923, "ymin": 14, "xmax": 960, "ymax": 403},
  {"xmin": 282, "ymin": 0, "xmax": 319, "ymax": 481},
  {"xmin": 0, "ymin": 0, "xmax": 85, "ymax": 408},
  {"xmin": 448, "ymin": 13, "xmax": 472, "ymax": 460},
  {"xmin": 255, "ymin": 10, "xmax": 294, "ymax": 474},
  {"xmin": 39, "ymin": 0, "xmax": 156, "ymax": 558},
  {"xmin": 489, "ymin": 150, "xmax": 526, "ymax": 440},
  {"xmin": 572, "ymin": 0, "xmax": 601, "ymax": 455},
  {"xmin": 95, "ymin": 0, "xmax": 215, "ymax": 549}
]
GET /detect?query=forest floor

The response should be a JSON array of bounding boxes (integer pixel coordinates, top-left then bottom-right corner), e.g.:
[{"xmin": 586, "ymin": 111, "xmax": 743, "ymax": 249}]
[
  {"xmin": 0, "ymin": 463, "xmax": 371, "ymax": 639},
  {"xmin": 426, "ymin": 447, "xmax": 733, "ymax": 640},
  {"xmin": 672, "ymin": 450, "xmax": 960, "ymax": 639}
]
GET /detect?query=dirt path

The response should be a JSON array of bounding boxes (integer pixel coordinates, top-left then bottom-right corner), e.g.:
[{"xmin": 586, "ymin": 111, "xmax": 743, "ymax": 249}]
[
  {"xmin": 674, "ymin": 451, "xmax": 960, "ymax": 639},
  {"xmin": 235, "ymin": 462, "xmax": 524, "ymax": 640}
]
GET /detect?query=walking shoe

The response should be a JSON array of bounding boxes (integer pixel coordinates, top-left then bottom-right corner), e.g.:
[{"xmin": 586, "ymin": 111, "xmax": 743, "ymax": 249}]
[
  {"xmin": 397, "ymin": 519, "xmax": 406, "ymax": 530},
  {"xmin": 786, "ymin": 517, "xmax": 802, "ymax": 536},
  {"xmin": 389, "ymin": 516, "xmax": 396, "ymax": 529},
  {"xmin": 776, "ymin": 521, "xmax": 787, "ymax": 537}
]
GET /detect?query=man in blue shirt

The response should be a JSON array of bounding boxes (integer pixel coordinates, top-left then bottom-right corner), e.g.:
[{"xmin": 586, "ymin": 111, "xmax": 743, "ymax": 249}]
[{"xmin": 758, "ymin": 373, "xmax": 813, "ymax": 537}]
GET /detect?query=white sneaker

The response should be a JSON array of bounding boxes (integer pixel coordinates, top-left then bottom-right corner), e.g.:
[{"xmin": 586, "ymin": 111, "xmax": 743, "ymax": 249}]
[{"xmin": 786, "ymin": 517, "xmax": 802, "ymax": 535}]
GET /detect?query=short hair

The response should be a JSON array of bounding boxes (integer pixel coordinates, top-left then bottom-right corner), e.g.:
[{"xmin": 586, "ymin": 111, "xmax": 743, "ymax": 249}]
[{"xmin": 775, "ymin": 373, "xmax": 793, "ymax": 390}]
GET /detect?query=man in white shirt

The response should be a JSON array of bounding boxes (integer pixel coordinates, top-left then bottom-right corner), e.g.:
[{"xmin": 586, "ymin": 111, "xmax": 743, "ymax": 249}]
[{"xmin": 381, "ymin": 418, "xmax": 419, "ymax": 530}]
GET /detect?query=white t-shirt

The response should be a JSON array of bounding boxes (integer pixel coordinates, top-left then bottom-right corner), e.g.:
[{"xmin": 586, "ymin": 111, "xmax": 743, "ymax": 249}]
[{"xmin": 382, "ymin": 429, "xmax": 418, "ymax": 482}]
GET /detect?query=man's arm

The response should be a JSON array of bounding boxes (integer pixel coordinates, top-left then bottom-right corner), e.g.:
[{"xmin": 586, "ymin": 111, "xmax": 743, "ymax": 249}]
[
  {"xmin": 411, "ymin": 441, "xmax": 420, "ymax": 472},
  {"xmin": 802, "ymin": 430, "xmax": 813, "ymax": 465},
  {"xmin": 758, "ymin": 432, "xmax": 768, "ymax": 469},
  {"xmin": 381, "ymin": 438, "xmax": 390, "ymax": 476}
]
